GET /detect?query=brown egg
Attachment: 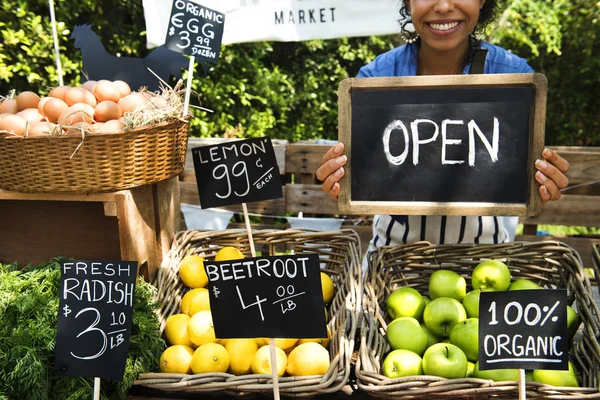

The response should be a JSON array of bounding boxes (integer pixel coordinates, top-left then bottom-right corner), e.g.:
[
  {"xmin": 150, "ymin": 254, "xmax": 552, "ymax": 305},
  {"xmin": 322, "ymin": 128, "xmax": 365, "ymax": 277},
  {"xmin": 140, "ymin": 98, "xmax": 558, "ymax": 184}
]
[
  {"xmin": 0, "ymin": 99, "xmax": 18, "ymax": 114},
  {"xmin": 118, "ymin": 93, "xmax": 147, "ymax": 114},
  {"xmin": 27, "ymin": 121, "xmax": 56, "ymax": 137},
  {"xmin": 113, "ymin": 80, "xmax": 132, "ymax": 98},
  {"xmin": 101, "ymin": 119, "xmax": 126, "ymax": 132},
  {"xmin": 0, "ymin": 112, "xmax": 11, "ymax": 122},
  {"xmin": 16, "ymin": 91, "xmax": 41, "ymax": 111},
  {"xmin": 43, "ymin": 98, "xmax": 69, "ymax": 123},
  {"xmin": 16, "ymin": 108, "xmax": 44, "ymax": 123},
  {"xmin": 82, "ymin": 80, "xmax": 97, "ymax": 93},
  {"xmin": 37, "ymin": 97, "xmax": 52, "ymax": 116},
  {"xmin": 149, "ymin": 96, "xmax": 168, "ymax": 109},
  {"xmin": 94, "ymin": 100, "xmax": 122, "ymax": 122},
  {"xmin": 94, "ymin": 81, "xmax": 121, "ymax": 103},
  {"xmin": 48, "ymin": 86, "xmax": 70, "ymax": 100},
  {"xmin": 58, "ymin": 103, "xmax": 95, "ymax": 126},
  {"xmin": 64, "ymin": 87, "xmax": 90, "ymax": 107},
  {"xmin": 0, "ymin": 114, "xmax": 28, "ymax": 136}
]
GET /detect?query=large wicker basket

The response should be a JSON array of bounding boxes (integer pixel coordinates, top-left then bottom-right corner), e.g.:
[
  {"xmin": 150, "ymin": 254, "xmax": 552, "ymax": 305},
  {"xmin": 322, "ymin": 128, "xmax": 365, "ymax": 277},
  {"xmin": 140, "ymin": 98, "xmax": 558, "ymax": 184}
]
[
  {"xmin": 134, "ymin": 228, "xmax": 362, "ymax": 397},
  {"xmin": 0, "ymin": 118, "xmax": 189, "ymax": 193},
  {"xmin": 357, "ymin": 241, "xmax": 600, "ymax": 399}
]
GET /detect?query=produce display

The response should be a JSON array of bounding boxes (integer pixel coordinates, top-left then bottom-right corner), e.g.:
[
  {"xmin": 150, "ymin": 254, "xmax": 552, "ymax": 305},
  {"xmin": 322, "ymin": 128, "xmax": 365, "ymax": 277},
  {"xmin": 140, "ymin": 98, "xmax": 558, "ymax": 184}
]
[
  {"xmin": 0, "ymin": 80, "xmax": 184, "ymax": 137},
  {"xmin": 381, "ymin": 259, "xmax": 582, "ymax": 387},
  {"xmin": 0, "ymin": 259, "xmax": 164, "ymax": 400},
  {"xmin": 158, "ymin": 247, "xmax": 334, "ymax": 377}
]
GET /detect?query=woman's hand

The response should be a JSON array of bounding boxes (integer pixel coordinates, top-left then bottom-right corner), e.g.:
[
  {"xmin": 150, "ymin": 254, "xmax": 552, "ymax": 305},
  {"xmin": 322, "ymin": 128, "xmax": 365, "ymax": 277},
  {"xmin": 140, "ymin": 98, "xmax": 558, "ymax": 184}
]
[
  {"xmin": 315, "ymin": 142, "xmax": 347, "ymax": 199},
  {"xmin": 535, "ymin": 148, "xmax": 570, "ymax": 205}
]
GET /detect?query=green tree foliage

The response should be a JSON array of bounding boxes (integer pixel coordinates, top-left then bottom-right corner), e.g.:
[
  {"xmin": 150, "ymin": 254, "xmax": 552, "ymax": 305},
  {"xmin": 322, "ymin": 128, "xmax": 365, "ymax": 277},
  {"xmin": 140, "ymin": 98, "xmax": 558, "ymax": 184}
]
[{"xmin": 0, "ymin": 0, "xmax": 597, "ymax": 145}]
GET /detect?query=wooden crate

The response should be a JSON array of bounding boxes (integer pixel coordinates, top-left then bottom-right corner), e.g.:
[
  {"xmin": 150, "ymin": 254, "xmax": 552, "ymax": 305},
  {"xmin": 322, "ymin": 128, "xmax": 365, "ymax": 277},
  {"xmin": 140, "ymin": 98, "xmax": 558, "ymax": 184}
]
[{"xmin": 0, "ymin": 176, "xmax": 181, "ymax": 281}]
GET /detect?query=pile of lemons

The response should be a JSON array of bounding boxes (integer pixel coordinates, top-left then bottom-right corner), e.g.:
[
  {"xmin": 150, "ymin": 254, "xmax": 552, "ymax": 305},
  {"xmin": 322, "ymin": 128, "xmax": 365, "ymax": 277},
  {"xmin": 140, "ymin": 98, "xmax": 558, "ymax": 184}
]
[{"xmin": 159, "ymin": 247, "xmax": 335, "ymax": 377}]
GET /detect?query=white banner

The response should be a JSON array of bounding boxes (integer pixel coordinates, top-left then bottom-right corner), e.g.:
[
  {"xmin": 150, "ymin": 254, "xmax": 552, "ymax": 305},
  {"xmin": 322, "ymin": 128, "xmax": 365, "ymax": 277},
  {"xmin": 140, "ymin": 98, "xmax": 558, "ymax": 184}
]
[{"xmin": 143, "ymin": 0, "xmax": 402, "ymax": 48}]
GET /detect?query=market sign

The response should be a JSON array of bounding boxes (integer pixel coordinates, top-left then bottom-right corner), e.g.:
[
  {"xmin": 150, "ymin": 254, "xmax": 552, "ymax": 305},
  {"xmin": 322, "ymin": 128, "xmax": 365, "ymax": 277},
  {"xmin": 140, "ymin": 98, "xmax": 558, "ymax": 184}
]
[
  {"xmin": 142, "ymin": 0, "xmax": 401, "ymax": 47},
  {"xmin": 478, "ymin": 289, "xmax": 568, "ymax": 371},
  {"xmin": 206, "ymin": 253, "xmax": 327, "ymax": 338},
  {"xmin": 54, "ymin": 260, "xmax": 137, "ymax": 381},
  {"xmin": 337, "ymin": 74, "xmax": 547, "ymax": 217},
  {"xmin": 164, "ymin": 0, "xmax": 225, "ymax": 63},
  {"xmin": 192, "ymin": 137, "xmax": 283, "ymax": 208}
]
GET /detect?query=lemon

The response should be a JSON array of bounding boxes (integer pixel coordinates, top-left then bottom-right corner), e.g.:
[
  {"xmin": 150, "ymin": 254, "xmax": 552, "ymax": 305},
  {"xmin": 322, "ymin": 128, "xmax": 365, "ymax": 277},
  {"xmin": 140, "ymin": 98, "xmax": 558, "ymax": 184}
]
[
  {"xmin": 181, "ymin": 287, "xmax": 210, "ymax": 315},
  {"xmin": 299, "ymin": 326, "xmax": 331, "ymax": 349},
  {"xmin": 320, "ymin": 272, "xmax": 335, "ymax": 304},
  {"xmin": 225, "ymin": 338, "xmax": 259, "ymax": 375},
  {"xmin": 254, "ymin": 337, "xmax": 268, "ymax": 347},
  {"xmin": 286, "ymin": 342, "xmax": 330, "ymax": 376},
  {"xmin": 164, "ymin": 313, "xmax": 194, "ymax": 347},
  {"xmin": 214, "ymin": 246, "xmax": 244, "ymax": 261},
  {"xmin": 251, "ymin": 344, "xmax": 287, "ymax": 376},
  {"xmin": 273, "ymin": 338, "xmax": 298, "ymax": 352},
  {"xmin": 191, "ymin": 342, "xmax": 230, "ymax": 374},
  {"xmin": 179, "ymin": 255, "xmax": 208, "ymax": 288},
  {"xmin": 159, "ymin": 345, "xmax": 194, "ymax": 374},
  {"xmin": 188, "ymin": 310, "xmax": 217, "ymax": 347}
]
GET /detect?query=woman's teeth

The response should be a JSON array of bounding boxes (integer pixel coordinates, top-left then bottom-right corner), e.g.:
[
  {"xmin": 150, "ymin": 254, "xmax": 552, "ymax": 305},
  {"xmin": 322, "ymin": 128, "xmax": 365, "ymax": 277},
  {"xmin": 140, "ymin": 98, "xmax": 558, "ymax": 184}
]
[{"xmin": 429, "ymin": 21, "xmax": 459, "ymax": 31}]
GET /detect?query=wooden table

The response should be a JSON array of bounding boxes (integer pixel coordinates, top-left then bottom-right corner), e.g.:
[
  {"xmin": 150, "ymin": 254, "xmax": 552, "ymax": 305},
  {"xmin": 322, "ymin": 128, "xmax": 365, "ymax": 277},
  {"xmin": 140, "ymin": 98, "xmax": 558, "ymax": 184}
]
[{"xmin": 0, "ymin": 176, "xmax": 181, "ymax": 282}]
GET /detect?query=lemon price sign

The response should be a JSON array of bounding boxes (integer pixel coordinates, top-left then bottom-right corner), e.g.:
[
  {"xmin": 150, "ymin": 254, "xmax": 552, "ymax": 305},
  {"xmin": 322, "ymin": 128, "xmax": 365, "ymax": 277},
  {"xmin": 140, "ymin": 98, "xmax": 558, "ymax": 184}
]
[
  {"xmin": 54, "ymin": 260, "xmax": 138, "ymax": 380},
  {"xmin": 192, "ymin": 137, "xmax": 283, "ymax": 209},
  {"xmin": 478, "ymin": 289, "xmax": 568, "ymax": 371},
  {"xmin": 206, "ymin": 254, "xmax": 327, "ymax": 339}
]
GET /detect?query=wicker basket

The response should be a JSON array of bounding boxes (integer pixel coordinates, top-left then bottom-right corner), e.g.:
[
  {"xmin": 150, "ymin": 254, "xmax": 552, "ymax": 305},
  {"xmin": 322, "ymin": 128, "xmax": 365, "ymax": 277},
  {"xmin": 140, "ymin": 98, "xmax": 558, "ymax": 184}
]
[
  {"xmin": 594, "ymin": 242, "xmax": 600, "ymax": 290},
  {"xmin": 0, "ymin": 119, "xmax": 189, "ymax": 193},
  {"xmin": 357, "ymin": 241, "xmax": 600, "ymax": 399},
  {"xmin": 134, "ymin": 228, "xmax": 362, "ymax": 397}
]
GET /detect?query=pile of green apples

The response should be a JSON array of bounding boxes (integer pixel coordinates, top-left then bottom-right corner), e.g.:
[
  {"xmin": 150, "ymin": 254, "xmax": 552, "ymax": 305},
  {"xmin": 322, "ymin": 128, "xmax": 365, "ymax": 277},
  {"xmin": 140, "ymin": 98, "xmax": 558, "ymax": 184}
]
[{"xmin": 381, "ymin": 259, "xmax": 581, "ymax": 387}]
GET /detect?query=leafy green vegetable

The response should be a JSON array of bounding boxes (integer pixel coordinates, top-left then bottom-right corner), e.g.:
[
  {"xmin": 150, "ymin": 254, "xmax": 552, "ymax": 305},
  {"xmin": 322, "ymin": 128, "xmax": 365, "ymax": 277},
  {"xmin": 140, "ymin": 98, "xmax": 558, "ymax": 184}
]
[{"xmin": 0, "ymin": 258, "xmax": 165, "ymax": 400}]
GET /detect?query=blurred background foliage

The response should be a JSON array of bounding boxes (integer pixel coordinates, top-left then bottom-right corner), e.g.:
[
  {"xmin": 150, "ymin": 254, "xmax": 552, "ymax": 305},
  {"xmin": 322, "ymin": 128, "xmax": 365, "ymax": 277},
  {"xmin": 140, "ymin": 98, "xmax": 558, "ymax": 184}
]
[{"xmin": 1, "ymin": 0, "xmax": 598, "ymax": 145}]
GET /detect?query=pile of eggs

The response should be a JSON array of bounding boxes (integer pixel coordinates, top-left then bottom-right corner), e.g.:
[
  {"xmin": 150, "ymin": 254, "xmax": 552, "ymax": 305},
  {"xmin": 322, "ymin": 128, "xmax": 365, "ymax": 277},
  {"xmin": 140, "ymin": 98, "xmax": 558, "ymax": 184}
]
[{"xmin": 0, "ymin": 80, "xmax": 167, "ymax": 137}]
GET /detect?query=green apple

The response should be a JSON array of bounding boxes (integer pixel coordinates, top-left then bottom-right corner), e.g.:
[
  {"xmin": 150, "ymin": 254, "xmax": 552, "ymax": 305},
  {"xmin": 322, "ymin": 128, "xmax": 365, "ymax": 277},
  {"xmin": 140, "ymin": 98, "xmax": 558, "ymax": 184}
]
[
  {"xmin": 525, "ymin": 370, "xmax": 534, "ymax": 382},
  {"xmin": 386, "ymin": 317, "xmax": 428, "ymax": 355},
  {"xmin": 532, "ymin": 361, "xmax": 579, "ymax": 387},
  {"xmin": 422, "ymin": 343, "xmax": 468, "ymax": 379},
  {"xmin": 423, "ymin": 297, "xmax": 467, "ymax": 337},
  {"xmin": 473, "ymin": 361, "xmax": 519, "ymax": 381},
  {"xmin": 429, "ymin": 270, "xmax": 467, "ymax": 301},
  {"xmin": 567, "ymin": 305, "xmax": 582, "ymax": 337},
  {"xmin": 387, "ymin": 287, "xmax": 426, "ymax": 321},
  {"xmin": 420, "ymin": 322, "xmax": 441, "ymax": 349},
  {"xmin": 423, "ymin": 296, "xmax": 431, "ymax": 306},
  {"xmin": 462, "ymin": 289, "xmax": 481, "ymax": 318},
  {"xmin": 471, "ymin": 260, "xmax": 511, "ymax": 291},
  {"xmin": 508, "ymin": 279, "xmax": 542, "ymax": 290},
  {"xmin": 381, "ymin": 349, "xmax": 423, "ymax": 378},
  {"xmin": 449, "ymin": 318, "xmax": 479, "ymax": 362},
  {"xmin": 466, "ymin": 361, "xmax": 475, "ymax": 378}
]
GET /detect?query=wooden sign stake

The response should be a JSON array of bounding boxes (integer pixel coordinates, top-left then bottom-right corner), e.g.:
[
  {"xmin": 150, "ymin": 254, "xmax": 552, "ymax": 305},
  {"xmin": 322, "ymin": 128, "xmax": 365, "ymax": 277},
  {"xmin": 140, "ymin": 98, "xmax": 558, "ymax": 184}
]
[
  {"xmin": 48, "ymin": 0, "xmax": 64, "ymax": 86},
  {"xmin": 518, "ymin": 369, "xmax": 526, "ymax": 399},
  {"xmin": 241, "ymin": 203, "xmax": 279, "ymax": 400},
  {"xmin": 183, "ymin": 55, "xmax": 195, "ymax": 118},
  {"xmin": 93, "ymin": 377, "xmax": 100, "ymax": 400}
]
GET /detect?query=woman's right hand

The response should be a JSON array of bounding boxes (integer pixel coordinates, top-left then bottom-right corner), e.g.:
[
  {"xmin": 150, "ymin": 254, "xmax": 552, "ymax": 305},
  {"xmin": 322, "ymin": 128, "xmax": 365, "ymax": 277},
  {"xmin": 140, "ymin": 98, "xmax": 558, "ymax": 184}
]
[{"xmin": 315, "ymin": 142, "xmax": 347, "ymax": 199}]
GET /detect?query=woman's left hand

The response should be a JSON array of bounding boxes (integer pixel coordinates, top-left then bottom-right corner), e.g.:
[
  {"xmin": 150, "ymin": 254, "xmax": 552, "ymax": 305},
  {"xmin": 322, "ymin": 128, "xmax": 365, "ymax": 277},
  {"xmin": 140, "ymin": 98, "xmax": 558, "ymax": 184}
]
[{"xmin": 535, "ymin": 148, "xmax": 570, "ymax": 205}]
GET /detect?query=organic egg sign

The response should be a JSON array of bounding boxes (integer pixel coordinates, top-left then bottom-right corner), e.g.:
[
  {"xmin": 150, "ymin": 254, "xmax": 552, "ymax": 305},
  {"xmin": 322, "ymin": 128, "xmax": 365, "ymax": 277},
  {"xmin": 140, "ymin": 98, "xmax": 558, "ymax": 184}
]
[
  {"xmin": 337, "ymin": 74, "xmax": 548, "ymax": 217},
  {"xmin": 192, "ymin": 137, "xmax": 283, "ymax": 208},
  {"xmin": 165, "ymin": 0, "xmax": 225, "ymax": 63},
  {"xmin": 54, "ymin": 260, "xmax": 137, "ymax": 380},
  {"xmin": 206, "ymin": 253, "xmax": 327, "ymax": 338}
]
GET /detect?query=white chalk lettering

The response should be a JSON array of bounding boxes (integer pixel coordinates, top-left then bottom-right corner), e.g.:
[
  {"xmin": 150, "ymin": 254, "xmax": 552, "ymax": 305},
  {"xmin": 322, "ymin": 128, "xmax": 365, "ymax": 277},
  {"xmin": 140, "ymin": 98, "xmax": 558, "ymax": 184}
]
[
  {"xmin": 441, "ymin": 119, "xmax": 464, "ymax": 165},
  {"xmin": 206, "ymin": 257, "xmax": 310, "ymax": 282},
  {"xmin": 484, "ymin": 334, "xmax": 564, "ymax": 358},
  {"xmin": 62, "ymin": 278, "xmax": 134, "ymax": 306},
  {"xmin": 468, "ymin": 118, "xmax": 499, "ymax": 166}
]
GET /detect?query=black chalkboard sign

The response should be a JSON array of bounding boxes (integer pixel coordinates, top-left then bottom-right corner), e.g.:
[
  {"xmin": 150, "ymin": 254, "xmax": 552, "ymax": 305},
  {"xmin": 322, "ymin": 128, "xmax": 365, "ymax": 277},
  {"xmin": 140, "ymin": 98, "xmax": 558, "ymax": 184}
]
[
  {"xmin": 165, "ymin": 0, "xmax": 224, "ymax": 62},
  {"xmin": 206, "ymin": 254, "xmax": 327, "ymax": 339},
  {"xmin": 478, "ymin": 289, "xmax": 568, "ymax": 371},
  {"xmin": 192, "ymin": 137, "xmax": 283, "ymax": 208},
  {"xmin": 338, "ymin": 74, "xmax": 547, "ymax": 217},
  {"xmin": 54, "ymin": 260, "xmax": 137, "ymax": 380}
]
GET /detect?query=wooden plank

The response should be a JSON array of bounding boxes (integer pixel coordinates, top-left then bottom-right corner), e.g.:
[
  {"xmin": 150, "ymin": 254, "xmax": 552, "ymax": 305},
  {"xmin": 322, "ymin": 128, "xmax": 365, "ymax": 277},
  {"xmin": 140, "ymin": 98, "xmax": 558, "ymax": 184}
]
[
  {"xmin": 515, "ymin": 234, "xmax": 598, "ymax": 270},
  {"xmin": 285, "ymin": 183, "xmax": 340, "ymax": 215},
  {"xmin": 183, "ymin": 138, "xmax": 288, "ymax": 180},
  {"xmin": 0, "ymin": 188, "xmax": 118, "ymax": 202},
  {"xmin": 179, "ymin": 181, "xmax": 287, "ymax": 215},
  {"xmin": 0, "ymin": 200, "xmax": 121, "ymax": 267},
  {"xmin": 154, "ymin": 177, "xmax": 181, "ymax": 280},
  {"xmin": 285, "ymin": 143, "xmax": 330, "ymax": 175},
  {"xmin": 519, "ymin": 194, "xmax": 600, "ymax": 227},
  {"xmin": 553, "ymin": 147, "xmax": 600, "ymax": 187}
]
